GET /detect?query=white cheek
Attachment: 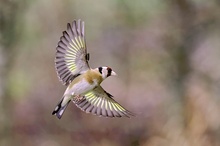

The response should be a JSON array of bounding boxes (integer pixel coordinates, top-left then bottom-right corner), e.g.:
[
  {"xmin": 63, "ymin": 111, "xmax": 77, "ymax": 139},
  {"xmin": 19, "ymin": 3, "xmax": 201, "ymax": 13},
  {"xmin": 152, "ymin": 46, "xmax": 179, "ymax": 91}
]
[{"xmin": 102, "ymin": 71, "xmax": 107, "ymax": 78}]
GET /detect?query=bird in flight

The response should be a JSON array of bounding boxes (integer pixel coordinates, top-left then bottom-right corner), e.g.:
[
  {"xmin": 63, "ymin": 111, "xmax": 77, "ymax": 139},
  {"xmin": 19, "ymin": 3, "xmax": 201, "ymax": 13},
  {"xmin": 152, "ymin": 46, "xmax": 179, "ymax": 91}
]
[{"xmin": 52, "ymin": 19, "xmax": 134, "ymax": 119}]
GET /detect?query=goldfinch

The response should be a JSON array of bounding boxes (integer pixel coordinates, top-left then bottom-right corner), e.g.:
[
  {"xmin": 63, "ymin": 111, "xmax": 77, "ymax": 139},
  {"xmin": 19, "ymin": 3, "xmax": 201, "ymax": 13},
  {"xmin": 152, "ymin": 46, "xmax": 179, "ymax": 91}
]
[{"xmin": 52, "ymin": 19, "xmax": 134, "ymax": 119}]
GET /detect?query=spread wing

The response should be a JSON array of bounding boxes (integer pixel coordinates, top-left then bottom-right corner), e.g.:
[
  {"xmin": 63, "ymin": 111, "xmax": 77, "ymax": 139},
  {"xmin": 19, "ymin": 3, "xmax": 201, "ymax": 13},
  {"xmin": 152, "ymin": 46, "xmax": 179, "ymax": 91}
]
[
  {"xmin": 72, "ymin": 86, "xmax": 134, "ymax": 118},
  {"xmin": 55, "ymin": 19, "xmax": 90, "ymax": 86}
]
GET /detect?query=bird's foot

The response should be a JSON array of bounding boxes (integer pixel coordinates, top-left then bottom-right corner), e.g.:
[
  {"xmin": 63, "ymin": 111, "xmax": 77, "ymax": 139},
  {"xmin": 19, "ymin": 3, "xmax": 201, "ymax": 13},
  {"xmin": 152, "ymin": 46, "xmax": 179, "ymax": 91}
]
[{"xmin": 73, "ymin": 95, "xmax": 84, "ymax": 103}]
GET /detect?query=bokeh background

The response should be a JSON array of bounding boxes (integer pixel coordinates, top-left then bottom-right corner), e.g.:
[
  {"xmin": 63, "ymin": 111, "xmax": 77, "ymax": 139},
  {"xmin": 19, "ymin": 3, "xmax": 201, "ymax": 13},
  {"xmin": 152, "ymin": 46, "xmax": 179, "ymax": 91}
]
[{"xmin": 1, "ymin": 0, "xmax": 220, "ymax": 146}]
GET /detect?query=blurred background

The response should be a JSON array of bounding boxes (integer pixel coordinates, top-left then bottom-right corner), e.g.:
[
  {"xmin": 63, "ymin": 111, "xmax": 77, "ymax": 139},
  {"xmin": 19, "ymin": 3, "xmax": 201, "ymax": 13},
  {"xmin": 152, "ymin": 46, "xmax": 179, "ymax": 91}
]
[{"xmin": 1, "ymin": 0, "xmax": 220, "ymax": 146}]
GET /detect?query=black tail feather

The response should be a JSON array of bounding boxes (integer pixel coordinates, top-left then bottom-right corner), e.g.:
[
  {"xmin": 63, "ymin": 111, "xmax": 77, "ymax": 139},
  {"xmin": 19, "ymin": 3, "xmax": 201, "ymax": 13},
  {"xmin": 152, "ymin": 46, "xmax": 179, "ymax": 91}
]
[{"xmin": 52, "ymin": 98, "xmax": 70, "ymax": 119}]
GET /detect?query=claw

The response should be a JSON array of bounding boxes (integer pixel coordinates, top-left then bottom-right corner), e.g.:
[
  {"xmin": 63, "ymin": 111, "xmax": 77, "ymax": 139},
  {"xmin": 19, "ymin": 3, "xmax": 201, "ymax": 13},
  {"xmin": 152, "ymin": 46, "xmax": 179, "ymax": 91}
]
[{"xmin": 73, "ymin": 95, "xmax": 84, "ymax": 103}]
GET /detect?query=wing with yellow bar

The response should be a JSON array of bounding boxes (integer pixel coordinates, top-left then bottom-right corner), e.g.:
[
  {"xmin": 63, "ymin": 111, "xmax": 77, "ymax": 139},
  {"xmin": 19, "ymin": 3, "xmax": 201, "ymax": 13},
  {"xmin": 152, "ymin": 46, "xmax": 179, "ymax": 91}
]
[
  {"xmin": 73, "ymin": 86, "xmax": 134, "ymax": 118},
  {"xmin": 55, "ymin": 19, "xmax": 90, "ymax": 85}
]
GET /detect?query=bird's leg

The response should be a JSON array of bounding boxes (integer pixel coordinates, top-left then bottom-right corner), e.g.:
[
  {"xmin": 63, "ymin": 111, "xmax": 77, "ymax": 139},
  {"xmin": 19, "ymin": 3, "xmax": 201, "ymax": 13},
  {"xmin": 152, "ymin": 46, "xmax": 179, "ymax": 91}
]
[
  {"xmin": 76, "ymin": 95, "xmax": 83, "ymax": 100},
  {"xmin": 73, "ymin": 95, "xmax": 84, "ymax": 103}
]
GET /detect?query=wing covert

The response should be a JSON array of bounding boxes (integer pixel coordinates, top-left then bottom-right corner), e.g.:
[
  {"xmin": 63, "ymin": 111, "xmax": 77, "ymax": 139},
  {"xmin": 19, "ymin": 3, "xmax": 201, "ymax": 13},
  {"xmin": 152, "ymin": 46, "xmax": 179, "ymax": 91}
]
[
  {"xmin": 55, "ymin": 19, "xmax": 90, "ymax": 85},
  {"xmin": 73, "ymin": 86, "xmax": 134, "ymax": 118}
]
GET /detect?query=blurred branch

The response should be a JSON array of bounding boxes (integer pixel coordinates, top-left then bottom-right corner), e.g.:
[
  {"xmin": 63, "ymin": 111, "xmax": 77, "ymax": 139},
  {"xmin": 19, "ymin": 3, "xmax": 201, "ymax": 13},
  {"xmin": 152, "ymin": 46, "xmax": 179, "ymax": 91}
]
[
  {"xmin": 0, "ymin": 0, "xmax": 28, "ymax": 144},
  {"xmin": 113, "ymin": 0, "xmax": 138, "ymax": 85},
  {"xmin": 165, "ymin": 0, "xmax": 219, "ymax": 145},
  {"xmin": 166, "ymin": 0, "xmax": 194, "ymax": 111}
]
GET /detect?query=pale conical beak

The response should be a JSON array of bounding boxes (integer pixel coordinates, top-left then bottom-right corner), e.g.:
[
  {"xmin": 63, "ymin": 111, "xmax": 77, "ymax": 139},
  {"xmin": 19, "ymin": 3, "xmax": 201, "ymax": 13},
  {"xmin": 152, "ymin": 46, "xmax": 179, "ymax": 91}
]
[{"xmin": 111, "ymin": 71, "xmax": 117, "ymax": 76}]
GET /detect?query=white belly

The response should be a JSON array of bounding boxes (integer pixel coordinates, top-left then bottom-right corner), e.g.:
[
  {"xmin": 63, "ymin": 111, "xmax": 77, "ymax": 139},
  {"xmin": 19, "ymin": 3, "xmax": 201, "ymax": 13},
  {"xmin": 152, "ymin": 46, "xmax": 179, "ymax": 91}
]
[{"xmin": 64, "ymin": 79, "xmax": 97, "ymax": 96}]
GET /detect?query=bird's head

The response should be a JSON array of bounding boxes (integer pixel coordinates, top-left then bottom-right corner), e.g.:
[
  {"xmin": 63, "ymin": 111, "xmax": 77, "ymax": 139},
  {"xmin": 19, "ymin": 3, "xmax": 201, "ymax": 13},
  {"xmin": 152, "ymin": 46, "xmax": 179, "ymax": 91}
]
[{"xmin": 96, "ymin": 66, "xmax": 117, "ymax": 80}]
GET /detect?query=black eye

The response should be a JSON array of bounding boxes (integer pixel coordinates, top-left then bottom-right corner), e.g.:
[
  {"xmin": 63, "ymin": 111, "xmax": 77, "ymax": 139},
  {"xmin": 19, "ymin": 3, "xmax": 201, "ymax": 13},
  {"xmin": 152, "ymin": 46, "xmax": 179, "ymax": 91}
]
[
  {"xmin": 107, "ymin": 67, "xmax": 112, "ymax": 77},
  {"xmin": 98, "ymin": 67, "xmax": 103, "ymax": 74}
]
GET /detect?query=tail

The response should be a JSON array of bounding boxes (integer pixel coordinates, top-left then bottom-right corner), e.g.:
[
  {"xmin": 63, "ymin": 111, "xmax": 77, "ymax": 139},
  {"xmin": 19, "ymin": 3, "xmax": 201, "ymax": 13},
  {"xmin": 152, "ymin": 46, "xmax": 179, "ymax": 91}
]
[{"xmin": 52, "ymin": 96, "xmax": 71, "ymax": 119}]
